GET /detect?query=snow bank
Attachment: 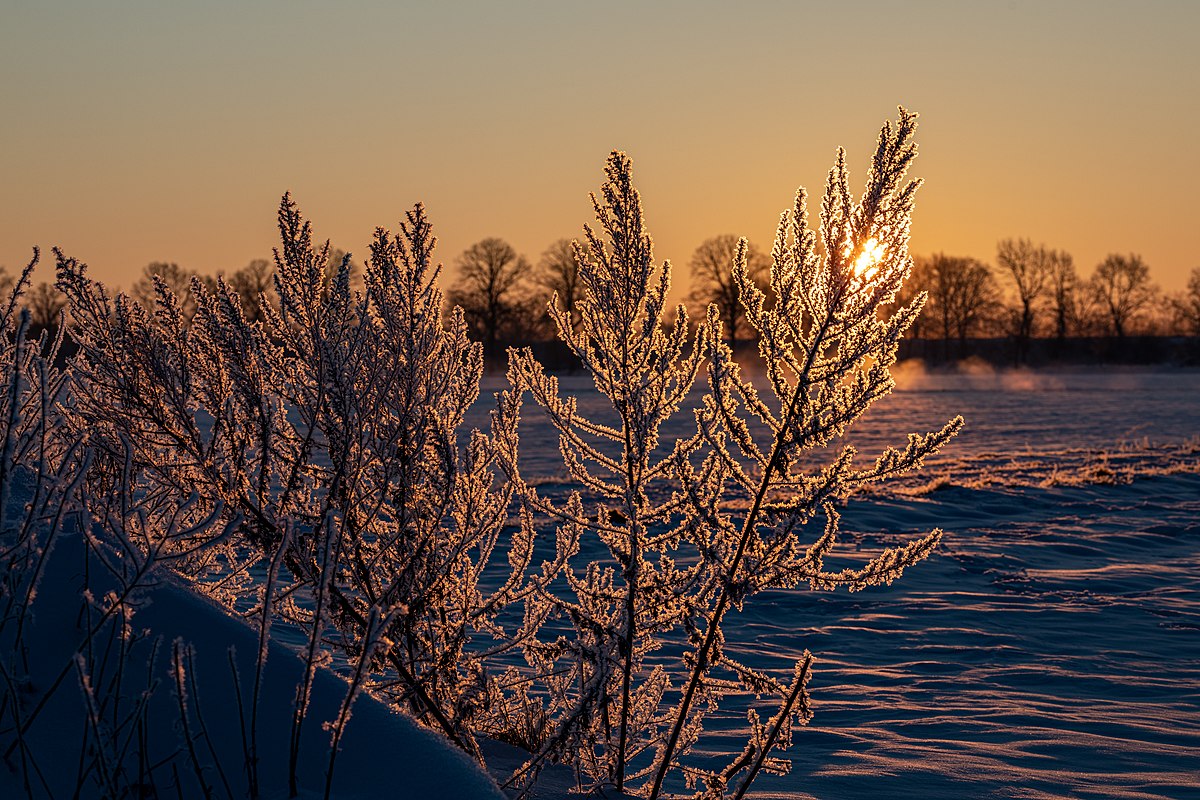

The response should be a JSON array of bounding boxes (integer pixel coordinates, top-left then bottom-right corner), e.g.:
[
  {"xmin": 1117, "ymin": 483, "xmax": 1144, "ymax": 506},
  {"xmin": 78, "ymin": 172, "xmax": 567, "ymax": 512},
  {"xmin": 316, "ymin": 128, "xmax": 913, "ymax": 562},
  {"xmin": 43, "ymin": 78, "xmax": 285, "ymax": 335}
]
[{"xmin": 1, "ymin": 529, "xmax": 504, "ymax": 800}]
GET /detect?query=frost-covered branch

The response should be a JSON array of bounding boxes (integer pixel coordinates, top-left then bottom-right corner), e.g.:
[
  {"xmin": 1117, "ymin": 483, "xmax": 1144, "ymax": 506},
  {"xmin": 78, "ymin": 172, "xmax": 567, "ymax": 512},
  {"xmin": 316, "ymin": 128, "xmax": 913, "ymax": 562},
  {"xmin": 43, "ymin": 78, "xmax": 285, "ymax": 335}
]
[
  {"xmin": 503, "ymin": 152, "xmax": 710, "ymax": 793},
  {"xmin": 648, "ymin": 108, "xmax": 963, "ymax": 799}
]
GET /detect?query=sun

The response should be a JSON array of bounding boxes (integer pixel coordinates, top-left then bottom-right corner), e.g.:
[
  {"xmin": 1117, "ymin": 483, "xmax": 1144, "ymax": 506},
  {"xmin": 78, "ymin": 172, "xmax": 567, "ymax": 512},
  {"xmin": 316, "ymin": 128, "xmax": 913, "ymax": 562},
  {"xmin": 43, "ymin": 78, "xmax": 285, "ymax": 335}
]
[{"xmin": 852, "ymin": 238, "xmax": 885, "ymax": 279}]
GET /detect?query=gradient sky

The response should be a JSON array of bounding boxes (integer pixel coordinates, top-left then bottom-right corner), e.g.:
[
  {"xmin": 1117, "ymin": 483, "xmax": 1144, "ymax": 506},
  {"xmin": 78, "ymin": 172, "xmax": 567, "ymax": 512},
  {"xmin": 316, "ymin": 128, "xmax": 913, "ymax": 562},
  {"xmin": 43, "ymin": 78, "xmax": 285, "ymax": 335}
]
[{"xmin": 3, "ymin": 1, "xmax": 1197, "ymax": 300}]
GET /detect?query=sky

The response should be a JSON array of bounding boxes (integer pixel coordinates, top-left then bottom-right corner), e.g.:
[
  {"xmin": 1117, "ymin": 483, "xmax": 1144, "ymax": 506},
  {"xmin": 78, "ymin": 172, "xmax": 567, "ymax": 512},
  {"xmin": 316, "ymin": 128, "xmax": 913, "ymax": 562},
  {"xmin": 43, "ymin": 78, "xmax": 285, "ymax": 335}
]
[{"xmin": 2, "ymin": 1, "xmax": 1198, "ymax": 301}]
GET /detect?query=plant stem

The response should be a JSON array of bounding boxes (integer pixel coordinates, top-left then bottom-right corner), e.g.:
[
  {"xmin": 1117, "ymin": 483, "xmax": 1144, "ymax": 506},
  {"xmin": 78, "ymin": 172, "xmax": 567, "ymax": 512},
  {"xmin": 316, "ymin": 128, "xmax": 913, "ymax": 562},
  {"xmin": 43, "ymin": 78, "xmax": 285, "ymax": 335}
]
[{"xmin": 647, "ymin": 297, "xmax": 839, "ymax": 800}]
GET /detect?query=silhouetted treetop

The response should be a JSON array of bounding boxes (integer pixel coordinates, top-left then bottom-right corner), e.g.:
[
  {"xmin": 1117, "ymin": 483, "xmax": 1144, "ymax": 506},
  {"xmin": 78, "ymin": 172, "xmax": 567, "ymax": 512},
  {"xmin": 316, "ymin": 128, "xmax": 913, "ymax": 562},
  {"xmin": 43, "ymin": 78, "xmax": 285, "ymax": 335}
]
[
  {"xmin": 688, "ymin": 234, "xmax": 770, "ymax": 350},
  {"xmin": 449, "ymin": 237, "xmax": 536, "ymax": 359},
  {"xmin": 1091, "ymin": 253, "xmax": 1156, "ymax": 338}
]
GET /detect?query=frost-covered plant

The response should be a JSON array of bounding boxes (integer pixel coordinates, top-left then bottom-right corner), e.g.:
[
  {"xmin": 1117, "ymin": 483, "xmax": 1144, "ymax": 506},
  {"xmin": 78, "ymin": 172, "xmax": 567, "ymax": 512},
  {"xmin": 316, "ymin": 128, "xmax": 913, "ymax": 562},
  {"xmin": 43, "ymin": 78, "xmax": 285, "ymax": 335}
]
[
  {"xmin": 54, "ymin": 196, "xmax": 536, "ymax": 770},
  {"xmin": 648, "ymin": 107, "xmax": 963, "ymax": 799},
  {"xmin": 0, "ymin": 254, "xmax": 78, "ymax": 641},
  {"xmin": 501, "ymin": 116, "xmax": 959, "ymax": 798},
  {"xmin": 0, "ymin": 250, "xmax": 85, "ymax": 793},
  {"xmin": 0, "ymin": 251, "xmax": 64, "ymax": 548},
  {"xmin": 0, "ymin": 252, "xmax": 179, "ymax": 799},
  {"xmin": 0, "ymin": 251, "xmax": 77, "ymax": 564},
  {"xmin": 500, "ymin": 152, "xmax": 708, "ymax": 793}
]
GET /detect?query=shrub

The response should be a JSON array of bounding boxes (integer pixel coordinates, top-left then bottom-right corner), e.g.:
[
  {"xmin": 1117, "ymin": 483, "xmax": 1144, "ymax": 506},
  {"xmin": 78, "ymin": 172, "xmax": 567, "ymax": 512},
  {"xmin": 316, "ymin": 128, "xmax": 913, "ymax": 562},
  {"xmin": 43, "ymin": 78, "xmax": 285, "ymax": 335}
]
[
  {"xmin": 53, "ymin": 198, "xmax": 541, "ymax": 787},
  {"xmin": 504, "ymin": 108, "xmax": 961, "ymax": 799}
]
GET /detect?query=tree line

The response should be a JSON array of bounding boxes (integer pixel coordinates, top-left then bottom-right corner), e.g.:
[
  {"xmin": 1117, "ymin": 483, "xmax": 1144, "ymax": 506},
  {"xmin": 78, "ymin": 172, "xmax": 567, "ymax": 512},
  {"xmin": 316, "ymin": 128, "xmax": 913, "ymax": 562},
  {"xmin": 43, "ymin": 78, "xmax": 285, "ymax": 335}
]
[
  {"xmin": 898, "ymin": 244, "xmax": 1199, "ymax": 362},
  {"xmin": 5, "ymin": 233, "xmax": 1199, "ymax": 366}
]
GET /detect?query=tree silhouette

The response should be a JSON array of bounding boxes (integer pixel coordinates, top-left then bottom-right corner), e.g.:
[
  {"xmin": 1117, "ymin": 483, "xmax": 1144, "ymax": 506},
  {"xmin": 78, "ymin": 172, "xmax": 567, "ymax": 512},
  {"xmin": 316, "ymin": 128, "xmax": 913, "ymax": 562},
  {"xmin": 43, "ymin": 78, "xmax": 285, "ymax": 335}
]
[
  {"xmin": 688, "ymin": 234, "xmax": 770, "ymax": 351},
  {"xmin": 448, "ymin": 237, "xmax": 533, "ymax": 360},
  {"xmin": 895, "ymin": 257, "xmax": 932, "ymax": 340},
  {"xmin": 1091, "ymin": 253, "xmax": 1156, "ymax": 338},
  {"xmin": 132, "ymin": 262, "xmax": 200, "ymax": 319},
  {"xmin": 227, "ymin": 258, "xmax": 277, "ymax": 322},
  {"xmin": 1172, "ymin": 267, "xmax": 1200, "ymax": 335},
  {"xmin": 920, "ymin": 254, "xmax": 997, "ymax": 358},
  {"xmin": 536, "ymin": 238, "xmax": 582, "ymax": 328},
  {"xmin": 25, "ymin": 282, "xmax": 66, "ymax": 329},
  {"xmin": 996, "ymin": 238, "xmax": 1051, "ymax": 362},
  {"xmin": 1047, "ymin": 249, "xmax": 1079, "ymax": 341}
]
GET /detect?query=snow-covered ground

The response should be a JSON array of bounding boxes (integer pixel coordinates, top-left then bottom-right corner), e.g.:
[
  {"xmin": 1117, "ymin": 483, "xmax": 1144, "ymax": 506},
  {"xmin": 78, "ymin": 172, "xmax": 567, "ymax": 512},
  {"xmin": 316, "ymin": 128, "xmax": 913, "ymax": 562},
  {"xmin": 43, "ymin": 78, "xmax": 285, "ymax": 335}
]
[
  {"xmin": 481, "ymin": 365, "xmax": 1200, "ymax": 478},
  {"xmin": 704, "ymin": 471, "xmax": 1200, "ymax": 800},
  {"xmin": 474, "ymin": 366, "xmax": 1200, "ymax": 799}
]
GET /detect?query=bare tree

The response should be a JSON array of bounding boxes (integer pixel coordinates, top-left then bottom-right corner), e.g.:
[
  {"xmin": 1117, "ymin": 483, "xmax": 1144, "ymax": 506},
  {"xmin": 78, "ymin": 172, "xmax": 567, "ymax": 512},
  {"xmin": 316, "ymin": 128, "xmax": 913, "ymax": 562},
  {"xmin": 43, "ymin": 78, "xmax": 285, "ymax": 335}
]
[
  {"xmin": 896, "ymin": 256, "xmax": 932, "ymax": 340},
  {"xmin": 227, "ymin": 258, "xmax": 277, "ymax": 322},
  {"xmin": 1170, "ymin": 267, "xmax": 1200, "ymax": 335},
  {"xmin": 536, "ymin": 238, "xmax": 582, "ymax": 329},
  {"xmin": 996, "ymin": 238, "xmax": 1051, "ymax": 362},
  {"xmin": 448, "ymin": 237, "xmax": 533, "ymax": 359},
  {"xmin": 688, "ymin": 234, "xmax": 771, "ymax": 351},
  {"xmin": 1090, "ymin": 253, "xmax": 1156, "ymax": 338},
  {"xmin": 920, "ymin": 254, "xmax": 998, "ymax": 358},
  {"xmin": 1047, "ymin": 249, "xmax": 1079, "ymax": 341},
  {"xmin": 26, "ymin": 282, "xmax": 66, "ymax": 329},
  {"xmin": 132, "ymin": 262, "xmax": 200, "ymax": 319}
]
